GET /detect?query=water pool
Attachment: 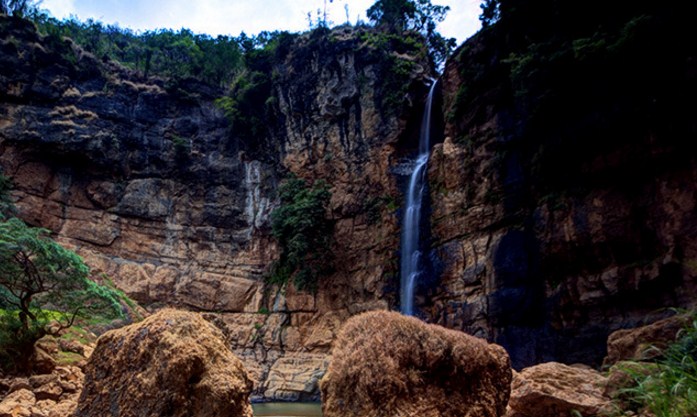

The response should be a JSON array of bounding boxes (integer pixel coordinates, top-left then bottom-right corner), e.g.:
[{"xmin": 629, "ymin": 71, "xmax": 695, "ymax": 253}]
[{"xmin": 252, "ymin": 402, "xmax": 322, "ymax": 417}]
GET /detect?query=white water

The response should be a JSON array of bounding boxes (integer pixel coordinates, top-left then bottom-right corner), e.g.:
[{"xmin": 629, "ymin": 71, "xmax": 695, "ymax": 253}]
[
  {"xmin": 244, "ymin": 160, "xmax": 270, "ymax": 236},
  {"xmin": 400, "ymin": 81, "xmax": 437, "ymax": 316}
]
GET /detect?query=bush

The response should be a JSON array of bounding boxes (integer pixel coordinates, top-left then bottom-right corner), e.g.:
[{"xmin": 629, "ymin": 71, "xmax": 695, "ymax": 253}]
[
  {"xmin": 268, "ymin": 176, "xmax": 333, "ymax": 292},
  {"xmin": 614, "ymin": 314, "xmax": 697, "ymax": 417}
]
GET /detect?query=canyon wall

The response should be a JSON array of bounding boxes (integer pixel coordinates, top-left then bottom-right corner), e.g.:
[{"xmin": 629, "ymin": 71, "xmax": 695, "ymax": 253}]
[
  {"xmin": 427, "ymin": 4, "xmax": 697, "ymax": 367},
  {"xmin": 2, "ymin": 1, "xmax": 697, "ymax": 399},
  {"xmin": 0, "ymin": 17, "xmax": 429, "ymax": 400}
]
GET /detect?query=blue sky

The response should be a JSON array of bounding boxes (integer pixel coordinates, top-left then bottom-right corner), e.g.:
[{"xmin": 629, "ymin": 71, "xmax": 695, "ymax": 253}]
[{"xmin": 40, "ymin": 0, "xmax": 482, "ymax": 46}]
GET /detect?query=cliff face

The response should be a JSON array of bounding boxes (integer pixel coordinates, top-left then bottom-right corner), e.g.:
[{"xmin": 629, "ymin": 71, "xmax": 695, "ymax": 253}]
[
  {"xmin": 429, "ymin": 3, "xmax": 697, "ymax": 367},
  {"xmin": 3, "ymin": 0, "xmax": 697, "ymax": 397},
  {"xmin": 0, "ymin": 17, "xmax": 430, "ymax": 399}
]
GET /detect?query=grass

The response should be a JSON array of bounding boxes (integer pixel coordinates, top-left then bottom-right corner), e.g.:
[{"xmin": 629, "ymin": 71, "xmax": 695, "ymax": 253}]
[
  {"xmin": 612, "ymin": 314, "xmax": 697, "ymax": 417},
  {"xmin": 56, "ymin": 351, "xmax": 84, "ymax": 366}
]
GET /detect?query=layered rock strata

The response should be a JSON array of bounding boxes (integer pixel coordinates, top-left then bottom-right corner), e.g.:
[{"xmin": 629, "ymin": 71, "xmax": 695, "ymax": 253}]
[{"xmin": 0, "ymin": 17, "xmax": 431, "ymax": 399}]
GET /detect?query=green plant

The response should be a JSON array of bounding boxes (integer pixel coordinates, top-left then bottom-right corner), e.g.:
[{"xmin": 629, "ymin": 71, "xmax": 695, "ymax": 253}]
[
  {"xmin": 0, "ymin": 216, "xmax": 127, "ymax": 373},
  {"xmin": 614, "ymin": 315, "xmax": 697, "ymax": 417},
  {"xmin": 0, "ymin": 172, "xmax": 15, "ymax": 219},
  {"xmin": 268, "ymin": 176, "xmax": 333, "ymax": 292},
  {"xmin": 0, "ymin": 174, "xmax": 126, "ymax": 371}
]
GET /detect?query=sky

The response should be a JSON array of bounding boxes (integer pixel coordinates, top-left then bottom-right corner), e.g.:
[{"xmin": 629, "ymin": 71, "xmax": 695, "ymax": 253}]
[{"xmin": 39, "ymin": 0, "xmax": 482, "ymax": 46}]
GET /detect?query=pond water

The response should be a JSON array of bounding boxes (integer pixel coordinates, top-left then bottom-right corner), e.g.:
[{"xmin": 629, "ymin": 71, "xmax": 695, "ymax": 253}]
[{"xmin": 252, "ymin": 402, "xmax": 322, "ymax": 417}]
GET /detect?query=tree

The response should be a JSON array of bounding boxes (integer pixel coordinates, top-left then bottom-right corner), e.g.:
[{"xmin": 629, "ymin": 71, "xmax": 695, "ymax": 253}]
[
  {"xmin": 0, "ymin": 174, "xmax": 125, "ymax": 372},
  {"xmin": 269, "ymin": 177, "xmax": 333, "ymax": 292},
  {"xmin": 0, "ymin": 0, "xmax": 38, "ymax": 17},
  {"xmin": 367, "ymin": 0, "xmax": 456, "ymax": 69},
  {"xmin": 367, "ymin": 0, "xmax": 417, "ymax": 32},
  {"xmin": 479, "ymin": 0, "xmax": 501, "ymax": 27}
]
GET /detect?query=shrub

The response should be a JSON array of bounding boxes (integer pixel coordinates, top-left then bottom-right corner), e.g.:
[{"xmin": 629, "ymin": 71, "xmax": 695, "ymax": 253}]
[
  {"xmin": 268, "ymin": 176, "xmax": 333, "ymax": 292},
  {"xmin": 614, "ymin": 314, "xmax": 697, "ymax": 417}
]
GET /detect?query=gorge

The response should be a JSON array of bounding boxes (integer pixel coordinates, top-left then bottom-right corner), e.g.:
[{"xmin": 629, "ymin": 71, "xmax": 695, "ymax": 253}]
[{"xmin": 1, "ymin": 0, "xmax": 696, "ymax": 405}]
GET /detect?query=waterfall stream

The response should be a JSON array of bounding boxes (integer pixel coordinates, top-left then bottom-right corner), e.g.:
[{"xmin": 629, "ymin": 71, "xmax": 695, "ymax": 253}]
[{"xmin": 400, "ymin": 80, "xmax": 437, "ymax": 316}]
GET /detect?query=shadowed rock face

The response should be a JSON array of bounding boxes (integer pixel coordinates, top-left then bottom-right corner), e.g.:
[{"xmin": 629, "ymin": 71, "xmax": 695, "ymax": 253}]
[
  {"xmin": 429, "ymin": 3, "xmax": 697, "ymax": 368},
  {"xmin": 320, "ymin": 311, "xmax": 512, "ymax": 417},
  {"xmin": 75, "ymin": 309, "xmax": 254, "ymax": 417}
]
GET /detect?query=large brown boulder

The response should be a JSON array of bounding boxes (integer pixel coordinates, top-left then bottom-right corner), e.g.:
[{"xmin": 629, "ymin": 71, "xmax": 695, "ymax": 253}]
[
  {"xmin": 320, "ymin": 311, "xmax": 511, "ymax": 417},
  {"xmin": 74, "ymin": 309, "xmax": 253, "ymax": 417},
  {"xmin": 506, "ymin": 362, "xmax": 610, "ymax": 417},
  {"xmin": 603, "ymin": 314, "xmax": 692, "ymax": 367}
]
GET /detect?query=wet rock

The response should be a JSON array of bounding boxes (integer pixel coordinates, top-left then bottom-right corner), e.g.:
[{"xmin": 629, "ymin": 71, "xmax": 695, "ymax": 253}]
[{"xmin": 321, "ymin": 311, "xmax": 511, "ymax": 417}]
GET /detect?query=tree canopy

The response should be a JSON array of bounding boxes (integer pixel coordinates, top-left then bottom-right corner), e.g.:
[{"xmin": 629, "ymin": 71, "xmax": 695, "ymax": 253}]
[{"xmin": 366, "ymin": 0, "xmax": 456, "ymax": 69}]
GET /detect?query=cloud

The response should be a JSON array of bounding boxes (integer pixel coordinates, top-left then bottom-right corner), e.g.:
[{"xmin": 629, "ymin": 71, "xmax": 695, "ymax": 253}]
[
  {"xmin": 39, "ymin": 0, "xmax": 480, "ymax": 44},
  {"xmin": 40, "ymin": 0, "xmax": 76, "ymax": 19}
]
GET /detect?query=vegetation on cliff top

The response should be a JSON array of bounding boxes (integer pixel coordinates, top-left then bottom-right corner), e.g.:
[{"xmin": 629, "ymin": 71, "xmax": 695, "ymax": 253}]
[{"xmin": 3, "ymin": 0, "xmax": 454, "ymax": 88}]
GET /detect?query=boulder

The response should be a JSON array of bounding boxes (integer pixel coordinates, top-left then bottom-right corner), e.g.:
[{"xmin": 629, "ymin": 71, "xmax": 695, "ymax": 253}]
[
  {"xmin": 0, "ymin": 388, "xmax": 35, "ymax": 417},
  {"xmin": 74, "ymin": 309, "xmax": 253, "ymax": 417},
  {"xmin": 506, "ymin": 362, "xmax": 610, "ymax": 417},
  {"xmin": 30, "ymin": 342, "xmax": 57, "ymax": 375},
  {"xmin": 604, "ymin": 314, "xmax": 692, "ymax": 366},
  {"xmin": 320, "ymin": 311, "xmax": 511, "ymax": 417}
]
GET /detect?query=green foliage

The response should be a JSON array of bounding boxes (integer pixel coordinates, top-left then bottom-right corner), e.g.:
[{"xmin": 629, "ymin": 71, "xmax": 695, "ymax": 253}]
[
  {"xmin": 32, "ymin": 15, "xmax": 244, "ymax": 86},
  {"xmin": 358, "ymin": 31, "xmax": 423, "ymax": 114},
  {"xmin": 0, "ymin": 217, "xmax": 126, "ymax": 372},
  {"xmin": 0, "ymin": 172, "xmax": 15, "ymax": 220},
  {"xmin": 216, "ymin": 31, "xmax": 296, "ymax": 145},
  {"xmin": 366, "ymin": 0, "xmax": 455, "ymax": 69},
  {"xmin": 0, "ymin": 311, "xmax": 43, "ymax": 372},
  {"xmin": 268, "ymin": 176, "xmax": 333, "ymax": 292},
  {"xmin": 614, "ymin": 315, "xmax": 697, "ymax": 417},
  {"xmin": 479, "ymin": 0, "xmax": 500, "ymax": 27},
  {"xmin": 0, "ymin": 0, "xmax": 39, "ymax": 17}
]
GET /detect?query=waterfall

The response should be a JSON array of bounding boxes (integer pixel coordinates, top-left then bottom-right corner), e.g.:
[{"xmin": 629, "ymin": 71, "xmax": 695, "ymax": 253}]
[
  {"xmin": 244, "ymin": 160, "xmax": 270, "ymax": 236},
  {"xmin": 400, "ymin": 80, "xmax": 437, "ymax": 316}
]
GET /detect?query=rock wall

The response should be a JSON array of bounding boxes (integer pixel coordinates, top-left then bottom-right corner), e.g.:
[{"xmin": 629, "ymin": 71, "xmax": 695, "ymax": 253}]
[
  {"xmin": 0, "ymin": 17, "xmax": 431, "ymax": 400},
  {"xmin": 428, "ymin": 6, "xmax": 697, "ymax": 368},
  {"xmin": 4, "ymin": 3, "xmax": 696, "ymax": 397}
]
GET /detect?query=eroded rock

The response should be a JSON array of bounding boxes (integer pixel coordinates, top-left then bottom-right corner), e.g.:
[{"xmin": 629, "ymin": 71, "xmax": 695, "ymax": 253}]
[
  {"xmin": 604, "ymin": 314, "xmax": 692, "ymax": 366},
  {"xmin": 74, "ymin": 309, "xmax": 253, "ymax": 417},
  {"xmin": 320, "ymin": 311, "xmax": 511, "ymax": 417},
  {"xmin": 0, "ymin": 389, "xmax": 35, "ymax": 417},
  {"xmin": 506, "ymin": 362, "xmax": 610, "ymax": 417}
]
